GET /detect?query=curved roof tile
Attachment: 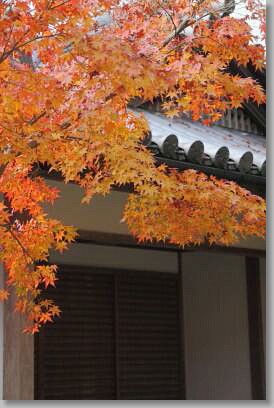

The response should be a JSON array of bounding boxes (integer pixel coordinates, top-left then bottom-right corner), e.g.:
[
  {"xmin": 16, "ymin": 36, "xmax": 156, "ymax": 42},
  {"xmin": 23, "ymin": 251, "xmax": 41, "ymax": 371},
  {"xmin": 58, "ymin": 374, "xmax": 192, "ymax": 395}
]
[{"xmin": 133, "ymin": 109, "xmax": 266, "ymax": 178}]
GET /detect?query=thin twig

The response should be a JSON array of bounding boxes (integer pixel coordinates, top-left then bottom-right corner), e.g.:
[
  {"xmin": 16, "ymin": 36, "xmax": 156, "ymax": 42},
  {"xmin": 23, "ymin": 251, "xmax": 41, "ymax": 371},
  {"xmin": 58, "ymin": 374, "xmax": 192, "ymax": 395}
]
[
  {"xmin": 0, "ymin": 33, "xmax": 62, "ymax": 65},
  {"xmin": 2, "ymin": 25, "xmax": 14, "ymax": 57},
  {"xmin": 0, "ymin": 29, "xmax": 31, "ymax": 64},
  {"xmin": 161, "ymin": 6, "xmax": 177, "ymax": 34},
  {"xmin": 161, "ymin": 1, "xmax": 238, "ymax": 49},
  {"xmin": 49, "ymin": 0, "xmax": 70, "ymax": 10},
  {"xmin": 8, "ymin": 227, "xmax": 35, "ymax": 263},
  {"xmin": 28, "ymin": 111, "xmax": 47, "ymax": 126},
  {"xmin": 15, "ymin": 33, "xmax": 63, "ymax": 51}
]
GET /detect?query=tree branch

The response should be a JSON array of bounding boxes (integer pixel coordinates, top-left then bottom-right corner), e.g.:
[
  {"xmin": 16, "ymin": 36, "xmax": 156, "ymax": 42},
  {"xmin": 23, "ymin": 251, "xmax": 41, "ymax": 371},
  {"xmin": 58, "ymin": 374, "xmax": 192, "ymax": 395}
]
[
  {"xmin": 48, "ymin": 0, "xmax": 70, "ymax": 10},
  {"xmin": 0, "ymin": 33, "xmax": 62, "ymax": 65},
  {"xmin": 161, "ymin": 0, "xmax": 238, "ymax": 49},
  {"xmin": 7, "ymin": 227, "xmax": 35, "ymax": 263},
  {"xmin": 162, "ymin": 15, "xmax": 192, "ymax": 48}
]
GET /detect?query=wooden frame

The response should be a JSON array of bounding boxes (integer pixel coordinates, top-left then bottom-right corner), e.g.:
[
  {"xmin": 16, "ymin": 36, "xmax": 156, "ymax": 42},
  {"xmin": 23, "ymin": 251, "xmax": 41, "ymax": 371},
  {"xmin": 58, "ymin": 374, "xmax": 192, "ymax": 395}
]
[
  {"xmin": 246, "ymin": 257, "xmax": 266, "ymax": 400},
  {"xmin": 77, "ymin": 229, "xmax": 266, "ymax": 258}
]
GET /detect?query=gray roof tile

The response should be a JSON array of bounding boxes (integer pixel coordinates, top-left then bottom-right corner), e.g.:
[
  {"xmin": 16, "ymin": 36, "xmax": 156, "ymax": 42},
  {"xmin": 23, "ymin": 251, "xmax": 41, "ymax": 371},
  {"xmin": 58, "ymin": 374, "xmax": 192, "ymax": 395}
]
[{"xmin": 132, "ymin": 108, "xmax": 266, "ymax": 177}]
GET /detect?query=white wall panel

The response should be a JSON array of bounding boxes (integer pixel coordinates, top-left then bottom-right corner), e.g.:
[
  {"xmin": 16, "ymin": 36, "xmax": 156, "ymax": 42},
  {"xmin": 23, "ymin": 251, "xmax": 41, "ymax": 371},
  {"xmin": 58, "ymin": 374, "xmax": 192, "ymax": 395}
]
[
  {"xmin": 50, "ymin": 243, "xmax": 178, "ymax": 273},
  {"xmin": 182, "ymin": 252, "xmax": 252, "ymax": 400},
  {"xmin": 44, "ymin": 180, "xmax": 129, "ymax": 234},
  {"xmin": 43, "ymin": 180, "xmax": 265, "ymax": 250}
]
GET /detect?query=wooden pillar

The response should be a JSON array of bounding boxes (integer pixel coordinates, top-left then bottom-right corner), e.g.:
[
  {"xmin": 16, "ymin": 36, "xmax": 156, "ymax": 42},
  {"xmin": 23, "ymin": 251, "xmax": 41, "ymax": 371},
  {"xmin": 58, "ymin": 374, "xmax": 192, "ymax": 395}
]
[
  {"xmin": 3, "ymin": 285, "xmax": 34, "ymax": 400},
  {"xmin": 245, "ymin": 256, "xmax": 266, "ymax": 400},
  {"xmin": 1, "ymin": 196, "xmax": 35, "ymax": 400},
  {"xmin": 177, "ymin": 252, "xmax": 186, "ymax": 399}
]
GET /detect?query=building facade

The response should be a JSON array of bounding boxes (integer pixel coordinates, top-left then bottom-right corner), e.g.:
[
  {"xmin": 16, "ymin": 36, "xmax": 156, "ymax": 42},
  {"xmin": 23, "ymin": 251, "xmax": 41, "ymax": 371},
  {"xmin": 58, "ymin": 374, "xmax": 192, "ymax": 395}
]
[{"xmin": 0, "ymin": 84, "xmax": 266, "ymax": 400}]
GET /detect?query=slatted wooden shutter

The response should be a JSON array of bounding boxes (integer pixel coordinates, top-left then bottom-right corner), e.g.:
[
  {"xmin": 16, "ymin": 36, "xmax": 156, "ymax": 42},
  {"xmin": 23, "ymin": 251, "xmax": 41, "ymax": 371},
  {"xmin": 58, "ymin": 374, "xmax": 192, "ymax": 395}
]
[
  {"xmin": 117, "ymin": 271, "xmax": 181, "ymax": 399},
  {"xmin": 35, "ymin": 266, "xmax": 116, "ymax": 400},
  {"xmin": 35, "ymin": 265, "xmax": 183, "ymax": 400}
]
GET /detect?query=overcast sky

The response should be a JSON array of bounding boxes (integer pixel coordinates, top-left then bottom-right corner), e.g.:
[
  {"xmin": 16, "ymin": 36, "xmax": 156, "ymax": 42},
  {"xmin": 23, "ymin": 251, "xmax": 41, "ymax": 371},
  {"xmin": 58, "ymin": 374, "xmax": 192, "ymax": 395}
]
[{"xmin": 232, "ymin": 0, "xmax": 266, "ymax": 43}]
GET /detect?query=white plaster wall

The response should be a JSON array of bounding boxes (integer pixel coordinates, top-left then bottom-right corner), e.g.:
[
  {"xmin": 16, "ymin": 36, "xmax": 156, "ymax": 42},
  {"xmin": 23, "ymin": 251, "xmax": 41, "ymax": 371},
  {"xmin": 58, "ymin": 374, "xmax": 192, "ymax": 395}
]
[
  {"xmin": 50, "ymin": 243, "xmax": 178, "ymax": 273},
  {"xmin": 44, "ymin": 180, "xmax": 129, "ymax": 235},
  {"xmin": 182, "ymin": 252, "xmax": 252, "ymax": 400},
  {"xmin": 43, "ymin": 179, "xmax": 266, "ymax": 250}
]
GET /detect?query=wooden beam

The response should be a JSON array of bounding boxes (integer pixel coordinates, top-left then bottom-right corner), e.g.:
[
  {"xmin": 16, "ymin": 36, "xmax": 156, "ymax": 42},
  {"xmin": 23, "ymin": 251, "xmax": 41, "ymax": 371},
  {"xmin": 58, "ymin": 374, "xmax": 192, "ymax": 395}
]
[{"xmin": 76, "ymin": 229, "xmax": 266, "ymax": 258}]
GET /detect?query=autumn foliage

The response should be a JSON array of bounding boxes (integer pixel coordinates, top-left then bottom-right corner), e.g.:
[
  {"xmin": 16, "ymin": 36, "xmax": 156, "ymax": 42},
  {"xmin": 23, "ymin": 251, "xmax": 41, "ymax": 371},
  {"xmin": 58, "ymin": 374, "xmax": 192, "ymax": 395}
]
[{"xmin": 0, "ymin": 0, "xmax": 266, "ymax": 333}]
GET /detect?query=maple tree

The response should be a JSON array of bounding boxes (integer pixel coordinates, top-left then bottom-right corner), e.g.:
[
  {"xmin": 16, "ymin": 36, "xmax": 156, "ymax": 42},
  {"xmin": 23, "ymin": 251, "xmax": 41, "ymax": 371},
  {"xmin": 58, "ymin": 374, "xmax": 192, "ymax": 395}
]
[{"xmin": 0, "ymin": 0, "xmax": 266, "ymax": 333}]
